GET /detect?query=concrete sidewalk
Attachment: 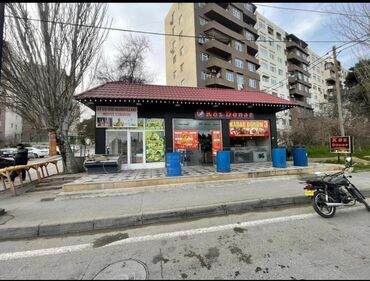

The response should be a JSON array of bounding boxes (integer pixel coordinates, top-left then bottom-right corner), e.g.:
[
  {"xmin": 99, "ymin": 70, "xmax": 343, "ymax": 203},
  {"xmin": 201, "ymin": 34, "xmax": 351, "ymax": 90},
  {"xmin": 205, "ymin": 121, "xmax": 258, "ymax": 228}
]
[{"xmin": 1, "ymin": 167, "xmax": 370, "ymax": 241}]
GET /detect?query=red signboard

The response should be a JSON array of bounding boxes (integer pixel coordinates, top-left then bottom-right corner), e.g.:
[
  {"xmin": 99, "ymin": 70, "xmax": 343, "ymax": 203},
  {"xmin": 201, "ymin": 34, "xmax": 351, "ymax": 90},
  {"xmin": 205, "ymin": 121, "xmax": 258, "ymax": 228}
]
[
  {"xmin": 174, "ymin": 130, "xmax": 199, "ymax": 150},
  {"xmin": 329, "ymin": 136, "xmax": 353, "ymax": 153},
  {"xmin": 212, "ymin": 130, "xmax": 223, "ymax": 156},
  {"xmin": 229, "ymin": 120, "xmax": 270, "ymax": 137}
]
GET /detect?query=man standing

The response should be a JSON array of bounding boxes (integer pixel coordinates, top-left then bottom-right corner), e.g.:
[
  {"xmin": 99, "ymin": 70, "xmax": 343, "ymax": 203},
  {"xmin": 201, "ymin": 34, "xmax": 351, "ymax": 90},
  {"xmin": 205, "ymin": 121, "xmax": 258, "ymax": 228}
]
[{"xmin": 10, "ymin": 143, "xmax": 28, "ymax": 182}]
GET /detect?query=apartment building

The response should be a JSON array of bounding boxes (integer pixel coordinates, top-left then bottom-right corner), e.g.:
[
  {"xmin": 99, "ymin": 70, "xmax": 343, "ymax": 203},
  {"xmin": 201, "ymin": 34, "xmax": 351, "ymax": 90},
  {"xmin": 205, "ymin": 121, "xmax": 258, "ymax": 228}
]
[
  {"xmin": 0, "ymin": 108, "xmax": 22, "ymax": 144},
  {"xmin": 165, "ymin": 2, "xmax": 261, "ymax": 91}
]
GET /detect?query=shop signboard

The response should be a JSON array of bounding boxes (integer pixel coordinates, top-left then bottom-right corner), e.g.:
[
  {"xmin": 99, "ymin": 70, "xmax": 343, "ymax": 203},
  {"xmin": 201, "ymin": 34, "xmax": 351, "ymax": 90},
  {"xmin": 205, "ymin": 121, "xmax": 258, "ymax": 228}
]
[
  {"xmin": 212, "ymin": 130, "xmax": 223, "ymax": 156},
  {"xmin": 329, "ymin": 136, "xmax": 353, "ymax": 153},
  {"xmin": 195, "ymin": 109, "xmax": 254, "ymax": 120},
  {"xmin": 96, "ymin": 106, "xmax": 138, "ymax": 128},
  {"xmin": 174, "ymin": 130, "xmax": 199, "ymax": 150},
  {"xmin": 229, "ymin": 120, "xmax": 270, "ymax": 137}
]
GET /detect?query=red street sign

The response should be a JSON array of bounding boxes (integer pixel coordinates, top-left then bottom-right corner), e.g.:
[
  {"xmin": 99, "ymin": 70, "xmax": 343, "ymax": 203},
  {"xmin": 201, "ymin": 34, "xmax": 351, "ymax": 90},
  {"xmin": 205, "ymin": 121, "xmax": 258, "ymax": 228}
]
[{"xmin": 329, "ymin": 136, "xmax": 353, "ymax": 153}]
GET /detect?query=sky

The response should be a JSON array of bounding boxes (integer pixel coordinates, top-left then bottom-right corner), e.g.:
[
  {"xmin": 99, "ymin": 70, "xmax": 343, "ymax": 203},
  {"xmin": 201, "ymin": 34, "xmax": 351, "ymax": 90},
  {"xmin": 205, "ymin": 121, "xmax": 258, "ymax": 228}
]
[{"xmin": 80, "ymin": 2, "xmax": 365, "ymax": 118}]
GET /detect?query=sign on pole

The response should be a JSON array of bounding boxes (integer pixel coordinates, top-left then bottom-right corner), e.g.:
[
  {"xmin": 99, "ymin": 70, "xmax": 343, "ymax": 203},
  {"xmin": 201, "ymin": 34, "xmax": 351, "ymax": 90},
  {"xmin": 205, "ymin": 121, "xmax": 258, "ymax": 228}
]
[{"xmin": 329, "ymin": 136, "xmax": 353, "ymax": 154}]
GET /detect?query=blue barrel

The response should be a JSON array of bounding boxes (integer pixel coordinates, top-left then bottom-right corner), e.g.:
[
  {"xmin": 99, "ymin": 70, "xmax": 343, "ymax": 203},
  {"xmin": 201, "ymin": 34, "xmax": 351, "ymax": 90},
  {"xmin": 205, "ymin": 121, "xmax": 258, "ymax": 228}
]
[
  {"xmin": 272, "ymin": 148, "xmax": 287, "ymax": 168},
  {"xmin": 293, "ymin": 147, "xmax": 308, "ymax": 166},
  {"xmin": 166, "ymin": 152, "xmax": 182, "ymax": 176},
  {"xmin": 216, "ymin": 151, "xmax": 231, "ymax": 173}
]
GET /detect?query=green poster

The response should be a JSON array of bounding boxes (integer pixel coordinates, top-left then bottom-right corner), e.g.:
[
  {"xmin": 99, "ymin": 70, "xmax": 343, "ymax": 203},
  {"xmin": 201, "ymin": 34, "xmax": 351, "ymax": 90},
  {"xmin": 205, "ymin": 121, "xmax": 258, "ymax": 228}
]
[{"xmin": 145, "ymin": 131, "xmax": 165, "ymax": 162}]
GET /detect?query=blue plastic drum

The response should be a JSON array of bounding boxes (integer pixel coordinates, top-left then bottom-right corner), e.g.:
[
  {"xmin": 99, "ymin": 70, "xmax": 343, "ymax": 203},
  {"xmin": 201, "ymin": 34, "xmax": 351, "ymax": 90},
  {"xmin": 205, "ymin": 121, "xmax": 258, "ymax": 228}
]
[
  {"xmin": 166, "ymin": 152, "xmax": 182, "ymax": 176},
  {"xmin": 293, "ymin": 147, "xmax": 308, "ymax": 166},
  {"xmin": 272, "ymin": 148, "xmax": 287, "ymax": 168},
  {"xmin": 216, "ymin": 151, "xmax": 231, "ymax": 173}
]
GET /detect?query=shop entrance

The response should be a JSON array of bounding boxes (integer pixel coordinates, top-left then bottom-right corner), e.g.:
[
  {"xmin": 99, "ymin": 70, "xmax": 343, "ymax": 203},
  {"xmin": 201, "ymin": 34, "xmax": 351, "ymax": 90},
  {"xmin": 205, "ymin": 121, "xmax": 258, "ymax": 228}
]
[{"xmin": 173, "ymin": 119, "xmax": 221, "ymax": 166}]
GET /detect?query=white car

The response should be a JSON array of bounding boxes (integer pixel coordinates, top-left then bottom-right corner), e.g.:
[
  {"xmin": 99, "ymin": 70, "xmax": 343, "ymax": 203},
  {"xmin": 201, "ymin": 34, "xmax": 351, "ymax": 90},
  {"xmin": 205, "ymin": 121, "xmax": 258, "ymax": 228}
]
[{"xmin": 26, "ymin": 147, "xmax": 49, "ymax": 158}]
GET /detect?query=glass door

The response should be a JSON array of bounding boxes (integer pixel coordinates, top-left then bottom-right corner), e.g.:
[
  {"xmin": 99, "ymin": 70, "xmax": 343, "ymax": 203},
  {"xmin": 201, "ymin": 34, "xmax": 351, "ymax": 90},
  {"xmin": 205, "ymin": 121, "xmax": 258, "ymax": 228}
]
[
  {"xmin": 129, "ymin": 131, "xmax": 144, "ymax": 164},
  {"xmin": 106, "ymin": 130, "xmax": 128, "ymax": 164}
]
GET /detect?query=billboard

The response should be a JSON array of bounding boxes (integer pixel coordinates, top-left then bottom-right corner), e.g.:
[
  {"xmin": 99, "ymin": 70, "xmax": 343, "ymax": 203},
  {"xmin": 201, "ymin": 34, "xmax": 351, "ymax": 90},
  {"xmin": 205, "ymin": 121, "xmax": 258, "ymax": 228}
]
[
  {"xmin": 96, "ymin": 106, "xmax": 138, "ymax": 128},
  {"xmin": 174, "ymin": 130, "xmax": 199, "ymax": 150},
  {"xmin": 329, "ymin": 136, "xmax": 353, "ymax": 153},
  {"xmin": 229, "ymin": 120, "xmax": 270, "ymax": 137}
]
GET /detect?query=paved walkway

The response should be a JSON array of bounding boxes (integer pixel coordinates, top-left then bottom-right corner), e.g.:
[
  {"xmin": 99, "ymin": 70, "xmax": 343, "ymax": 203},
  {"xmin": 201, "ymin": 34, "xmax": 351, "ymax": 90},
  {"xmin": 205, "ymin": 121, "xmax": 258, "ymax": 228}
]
[{"xmin": 3, "ymin": 160, "xmax": 369, "ymax": 241}]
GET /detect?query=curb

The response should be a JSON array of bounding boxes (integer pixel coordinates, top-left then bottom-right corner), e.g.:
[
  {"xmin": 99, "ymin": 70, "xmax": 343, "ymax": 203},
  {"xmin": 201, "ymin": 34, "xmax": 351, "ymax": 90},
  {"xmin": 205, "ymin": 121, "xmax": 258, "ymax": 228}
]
[{"xmin": 1, "ymin": 190, "xmax": 369, "ymax": 241}]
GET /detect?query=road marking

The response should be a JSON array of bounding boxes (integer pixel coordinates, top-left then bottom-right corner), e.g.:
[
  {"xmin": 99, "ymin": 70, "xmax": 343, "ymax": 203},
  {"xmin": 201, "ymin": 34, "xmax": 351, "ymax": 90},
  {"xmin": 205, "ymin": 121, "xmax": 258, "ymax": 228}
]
[{"xmin": 0, "ymin": 206, "xmax": 363, "ymax": 261}]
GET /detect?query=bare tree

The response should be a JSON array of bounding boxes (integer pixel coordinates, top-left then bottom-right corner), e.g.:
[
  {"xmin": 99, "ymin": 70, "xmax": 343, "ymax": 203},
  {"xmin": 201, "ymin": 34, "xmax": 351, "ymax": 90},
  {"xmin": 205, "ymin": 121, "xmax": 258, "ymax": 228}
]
[
  {"xmin": 0, "ymin": 3, "xmax": 110, "ymax": 173},
  {"xmin": 96, "ymin": 34, "xmax": 155, "ymax": 83}
]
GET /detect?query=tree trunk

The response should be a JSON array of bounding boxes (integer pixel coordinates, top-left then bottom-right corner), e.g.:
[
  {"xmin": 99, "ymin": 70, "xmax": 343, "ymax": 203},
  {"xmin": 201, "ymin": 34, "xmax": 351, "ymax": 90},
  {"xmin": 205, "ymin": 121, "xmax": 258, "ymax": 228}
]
[
  {"xmin": 58, "ymin": 130, "xmax": 81, "ymax": 174},
  {"xmin": 48, "ymin": 129, "xmax": 58, "ymax": 156}
]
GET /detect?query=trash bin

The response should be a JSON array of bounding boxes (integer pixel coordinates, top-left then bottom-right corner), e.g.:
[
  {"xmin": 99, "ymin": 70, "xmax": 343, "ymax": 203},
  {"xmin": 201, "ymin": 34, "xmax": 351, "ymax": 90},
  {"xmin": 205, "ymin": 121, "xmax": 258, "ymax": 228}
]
[
  {"xmin": 166, "ymin": 152, "xmax": 182, "ymax": 176},
  {"xmin": 293, "ymin": 147, "xmax": 308, "ymax": 166},
  {"xmin": 216, "ymin": 151, "xmax": 231, "ymax": 173},
  {"xmin": 272, "ymin": 147, "xmax": 287, "ymax": 168}
]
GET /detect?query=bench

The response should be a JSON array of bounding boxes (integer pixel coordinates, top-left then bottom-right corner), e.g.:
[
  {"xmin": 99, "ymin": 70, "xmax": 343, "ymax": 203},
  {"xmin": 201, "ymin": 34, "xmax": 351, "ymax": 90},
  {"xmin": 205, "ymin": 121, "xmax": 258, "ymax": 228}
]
[{"xmin": 0, "ymin": 156, "xmax": 61, "ymax": 196}]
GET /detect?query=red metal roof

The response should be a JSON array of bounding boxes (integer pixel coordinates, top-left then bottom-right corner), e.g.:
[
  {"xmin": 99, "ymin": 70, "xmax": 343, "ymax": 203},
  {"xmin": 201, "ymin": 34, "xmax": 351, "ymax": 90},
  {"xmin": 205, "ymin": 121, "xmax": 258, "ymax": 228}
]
[{"xmin": 75, "ymin": 82, "xmax": 296, "ymax": 106}]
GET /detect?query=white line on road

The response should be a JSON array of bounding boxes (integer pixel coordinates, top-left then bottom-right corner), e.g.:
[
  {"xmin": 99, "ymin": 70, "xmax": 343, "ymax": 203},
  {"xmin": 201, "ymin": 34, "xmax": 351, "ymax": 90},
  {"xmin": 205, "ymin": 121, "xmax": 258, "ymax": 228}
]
[{"xmin": 0, "ymin": 206, "xmax": 363, "ymax": 261}]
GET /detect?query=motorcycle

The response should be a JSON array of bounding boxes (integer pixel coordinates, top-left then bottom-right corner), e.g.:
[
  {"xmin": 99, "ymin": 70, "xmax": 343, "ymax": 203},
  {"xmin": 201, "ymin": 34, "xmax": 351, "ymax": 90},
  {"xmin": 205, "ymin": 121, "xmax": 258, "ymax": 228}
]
[{"xmin": 303, "ymin": 157, "xmax": 370, "ymax": 218}]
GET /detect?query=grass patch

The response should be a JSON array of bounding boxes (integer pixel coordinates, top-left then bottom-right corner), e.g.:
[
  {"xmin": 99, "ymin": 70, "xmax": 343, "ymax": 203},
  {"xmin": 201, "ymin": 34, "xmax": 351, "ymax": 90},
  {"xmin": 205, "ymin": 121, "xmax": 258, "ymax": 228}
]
[
  {"xmin": 315, "ymin": 159, "xmax": 370, "ymax": 172},
  {"xmin": 306, "ymin": 146, "xmax": 370, "ymax": 159}
]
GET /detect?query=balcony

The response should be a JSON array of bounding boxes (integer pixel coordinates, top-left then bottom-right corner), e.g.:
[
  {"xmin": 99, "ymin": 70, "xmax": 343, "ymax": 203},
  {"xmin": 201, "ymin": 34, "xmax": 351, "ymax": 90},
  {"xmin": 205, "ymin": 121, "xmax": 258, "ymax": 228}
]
[
  {"xmin": 205, "ymin": 76, "xmax": 235, "ymax": 89},
  {"xmin": 245, "ymin": 53, "xmax": 259, "ymax": 68},
  {"xmin": 205, "ymin": 56, "xmax": 233, "ymax": 71},
  {"xmin": 204, "ymin": 3, "xmax": 245, "ymax": 33},
  {"xmin": 203, "ymin": 20, "xmax": 245, "ymax": 43},
  {"xmin": 287, "ymin": 64, "xmax": 310, "ymax": 77},
  {"xmin": 233, "ymin": 3, "xmax": 257, "ymax": 24},
  {"xmin": 288, "ymin": 76, "xmax": 311, "ymax": 88},
  {"xmin": 290, "ymin": 98, "xmax": 312, "ymax": 109},
  {"xmin": 324, "ymin": 69, "xmax": 336, "ymax": 82},
  {"xmin": 287, "ymin": 51, "xmax": 309, "ymax": 65},
  {"xmin": 286, "ymin": 40, "xmax": 309, "ymax": 55},
  {"xmin": 204, "ymin": 39, "xmax": 232, "ymax": 59},
  {"xmin": 289, "ymin": 84, "xmax": 310, "ymax": 98}
]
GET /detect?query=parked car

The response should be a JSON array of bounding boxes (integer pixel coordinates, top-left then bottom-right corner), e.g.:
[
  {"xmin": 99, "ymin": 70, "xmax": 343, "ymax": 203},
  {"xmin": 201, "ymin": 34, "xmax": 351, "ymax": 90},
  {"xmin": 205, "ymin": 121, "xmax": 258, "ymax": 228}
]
[
  {"xmin": 0, "ymin": 148, "xmax": 17, "ymax": 158},
  {"xmin": 26, "ymin": 147, "xmax": 49, "ymax": 158}
]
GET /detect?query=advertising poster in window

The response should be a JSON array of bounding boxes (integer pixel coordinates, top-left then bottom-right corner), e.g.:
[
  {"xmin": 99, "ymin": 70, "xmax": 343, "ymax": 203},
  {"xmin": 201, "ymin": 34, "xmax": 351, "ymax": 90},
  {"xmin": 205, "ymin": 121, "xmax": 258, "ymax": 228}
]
[
  {"xmin": 96, "ymin": 106, "xmax": 138, "ymax": 128},
  {"xmin": 329, "ymin": 136, "xmax": 353, "ymax": 153},
  {"xmin": 174, "ymin": 130, "xmax": 199, "ymax": 150},
  {"xmin": 229, "ymin": 120, "xmax": 270, "ymax": 137},
  {"xmin": 212, "ymin": 130, "xmax": 222, "ymax": 156}
]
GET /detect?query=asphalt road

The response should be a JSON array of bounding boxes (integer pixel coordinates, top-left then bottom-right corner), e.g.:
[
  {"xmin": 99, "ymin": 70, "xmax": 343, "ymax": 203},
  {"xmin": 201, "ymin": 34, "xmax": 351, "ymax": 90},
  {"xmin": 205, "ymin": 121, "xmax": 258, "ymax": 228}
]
[{"xmin": 0, "ymin": 203, "xmax": 369, "ymax": 280}]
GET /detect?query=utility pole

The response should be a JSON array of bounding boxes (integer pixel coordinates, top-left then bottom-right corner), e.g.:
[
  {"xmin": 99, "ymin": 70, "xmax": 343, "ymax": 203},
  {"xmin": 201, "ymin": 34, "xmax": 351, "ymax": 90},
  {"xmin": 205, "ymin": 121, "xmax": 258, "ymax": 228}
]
[
  {"xmin": 0, "ymin": 2, "xmax": 5, "ymax": 217},
  {"xmin": 332, "ymin": 46, "xmax": 345, "ymax": 136}
]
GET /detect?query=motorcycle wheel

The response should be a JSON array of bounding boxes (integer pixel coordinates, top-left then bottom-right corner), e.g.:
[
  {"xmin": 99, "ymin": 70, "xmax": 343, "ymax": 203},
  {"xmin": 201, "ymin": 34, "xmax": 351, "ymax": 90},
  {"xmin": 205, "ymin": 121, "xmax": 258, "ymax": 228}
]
[
  {"xmin": 312, "ymin": 191, "xmax": 336, "ymax": 218},
  {"xmin": 349, "ymin": 186, "xmax": 370, "ymax": 212}
]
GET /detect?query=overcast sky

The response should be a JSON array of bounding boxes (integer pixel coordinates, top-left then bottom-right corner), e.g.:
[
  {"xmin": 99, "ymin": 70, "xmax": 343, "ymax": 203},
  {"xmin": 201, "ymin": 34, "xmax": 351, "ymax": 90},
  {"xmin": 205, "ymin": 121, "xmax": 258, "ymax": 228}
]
[{"xmin": 81, "ymin": 2, "xmax": 363, "ymax": 118}]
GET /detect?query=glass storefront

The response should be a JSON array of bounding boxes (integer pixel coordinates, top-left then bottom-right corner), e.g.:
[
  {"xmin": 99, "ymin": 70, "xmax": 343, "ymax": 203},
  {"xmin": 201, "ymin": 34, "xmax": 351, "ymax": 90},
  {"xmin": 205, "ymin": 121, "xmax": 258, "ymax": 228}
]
[
  {"xmin": 173, "ymin": 119, "xmax": 221, "ymax": 166},
  {"xmin": 106, "ymin": 118, "xmax": 165, "ymax": 169},
  {"xmin": 229, "ymin": 120, "xmax": 271, "ymax": 163}
]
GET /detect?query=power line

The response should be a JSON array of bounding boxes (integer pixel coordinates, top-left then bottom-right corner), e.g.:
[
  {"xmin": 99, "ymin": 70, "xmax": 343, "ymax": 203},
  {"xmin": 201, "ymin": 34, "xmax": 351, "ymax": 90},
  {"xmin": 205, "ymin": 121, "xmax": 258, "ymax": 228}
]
[
  {"xmin": 3, "ymin": 14, "xmax": 365, "ymax": 44},
  {"xmin": 255, "ymin": 3, "xmax": 368, "ymax": 18}
]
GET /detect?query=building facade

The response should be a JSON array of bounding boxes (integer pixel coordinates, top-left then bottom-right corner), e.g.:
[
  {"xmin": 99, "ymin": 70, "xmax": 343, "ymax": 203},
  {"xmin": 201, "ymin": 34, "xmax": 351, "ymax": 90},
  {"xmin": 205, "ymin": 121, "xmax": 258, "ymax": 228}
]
[{"xmin": 0, "ymin": 108, "xmax": 22, "ymax": 145}]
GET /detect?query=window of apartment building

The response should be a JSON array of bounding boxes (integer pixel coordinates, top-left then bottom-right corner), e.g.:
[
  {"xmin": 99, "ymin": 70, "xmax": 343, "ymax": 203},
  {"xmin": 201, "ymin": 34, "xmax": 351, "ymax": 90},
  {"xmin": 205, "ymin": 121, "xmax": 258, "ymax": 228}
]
[
  {"xmin": 304, "ymin": 75, "xmax": 309, "ymax": 82},
  {"xmin": 313, "ymin": 74, "xmax": 316, "ymax": 80},
  {"xmin": 270, "ymin": 65, "xmax": 276, "ymax": 73},
  {"xmin": 171, "ymin": 11, "xmax": 175, "ymax": 24},
  {"xmin": 272, "ymin": 92, "xmax": 278, "ymax": 97},
  {"xmin": 278, "ymin": 57, "xmax": 283, "ymax": 64},
  {"xmin": 181, "ymin": 79, "xmax": 186, "ymax": 86},
  {"xmin": 244, "ymin": 3, "xmax": 254, "ymax": 12},
  {"xmin": 198, "ymin": 3, "xmax": 205, "ymax": 8},
  {"xmin": 313, "ymin": 85, "xmax": 317, "ymax": 90},
  {"xmin": 276, "ymin": 32, "xmax": 282, "ymax": 40},
  {"xmin": 201, "ymin": 71, "xmax": 209, "ymax": 80},
  {"xmin": 245, "ymin": 31, "xmax": 255, "ymax": 41},
  {"xmin": 258, "ymin": 21, "xmax": 266, "ymax": 31},
  {"xmin": 180, "ymin": 46, "xmax": 184, "ymax": 56},
  {"xmin": 278, "ymin": 69, "xmax": 283, "ymax": 76},
  {"xmin": 199, "ymin": 16, "xmax": 208, "ymax": 26},
  {"xmin": 298, "ymin": 83, "xmax": 302, "ymax": 91},
  {"xmin": 180, "ymin": 63, "xmax": 184, "ymax": 72},
  {"xmin": 172, "ymin": 26, "xmax": 176, "ymax": 35},
  {"xmin": 198, "ymin": 35, "xmax": 209, "ymax": 44},
  {"xmin": 179, "ymin": 30, "xmax": 183, "ymax": 40},
  {"xmin": 260, "ymin": 48, "xmax": 268, "ymax": 57},
  {"xmin": 173, "ymin": 55, "xmax": 176, "ymax": 64},
  {"xmin": 179, "ymin": 15, "xmax": 183, "ymax": 25},
  {"xmin": 271, "ymin": 78, "xmax": 277, "ymax": 86},
  {"xmin": 11, "ymin": 123, "xmax": 13, "ymax": 128},
  {"xmin": 234, "ymin": 41, "xmax": 243, "ymax": 52},
  {"xmin": 226, "ymin": 70, "xmax": 234, "ymax": 82},
  {"xmin": 173, "ymin": 70, "xmax": 177, "ymax": 79},
  {"xmin": 230, "ymin": 6, "xmax": 242, "ymax": 19},
  {"xmin": 247, "ymin": 62, "xmax": 256, "ymax": 72},
  {"xmin": 297, "ymin": 72, "xmax": 303, "ymax": 80},
  {"xmin": 248, "ymin": 78, "xmax": 257, "ymax": 88},
  {"xmin": 267, "ymin": 26, "xmax": 274, "ymax": 35},
  {"xmin": 201, "ymin": 52, "xmax": 209, "ymax": 61},
  {"xmin": 234, "ymin": 58, "xmax": 244, "ymax": 69},
  {"xmin": 261, "ymin": 61, "xmax": 268, "ymax": 70},
  {"xmin": 269, "ymin": 53, "xmax": 274, "ymax": 60},
  {"xmin": 237, "ymin": 74, "xmax": 244, "ymax": 89},
  {"xmin": 276, "ymin": 44, "xmax": 281, "ymax": 51},
  {"xmin": 262, "ymin": 75, "xmax": 269, "ymax": 83},
  {"xmin": 259, "ymin": 34, "xmax": 266, "ymax": 44},
  {"xmin": 268, "ymin": 38, "xmax": 274, "ymax": 47}
]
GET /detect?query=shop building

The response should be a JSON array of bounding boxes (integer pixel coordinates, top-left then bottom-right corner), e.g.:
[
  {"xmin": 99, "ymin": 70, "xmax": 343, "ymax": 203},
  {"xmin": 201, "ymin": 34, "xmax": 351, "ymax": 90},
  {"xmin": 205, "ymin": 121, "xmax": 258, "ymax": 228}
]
[{"xmin": 75, "ymin": 82, "xmax": 296, "ymax": 170}]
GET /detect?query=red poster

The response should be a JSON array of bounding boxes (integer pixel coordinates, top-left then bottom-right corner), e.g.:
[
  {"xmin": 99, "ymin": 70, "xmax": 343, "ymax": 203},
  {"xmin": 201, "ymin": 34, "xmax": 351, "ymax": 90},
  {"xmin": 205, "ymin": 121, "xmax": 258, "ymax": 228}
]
[
  {"xmin": 212, "ymin": 130, "xmax": 222, "ymax": 156},
  {"xmin": 229, "ymin": 120, "xmax": 270, "ymax": 137},
  {"xmin": 174, "ymin": 130, "xmax": 199, "ymax": 149}
]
